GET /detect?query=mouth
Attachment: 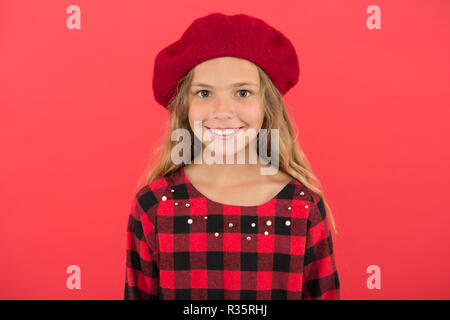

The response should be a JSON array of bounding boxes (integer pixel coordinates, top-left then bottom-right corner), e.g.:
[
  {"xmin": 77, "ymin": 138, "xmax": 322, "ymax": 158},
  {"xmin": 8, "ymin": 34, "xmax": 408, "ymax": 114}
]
[{"xmin": 204, "ymin": 126, "xmax": 245, "ymax": 140}]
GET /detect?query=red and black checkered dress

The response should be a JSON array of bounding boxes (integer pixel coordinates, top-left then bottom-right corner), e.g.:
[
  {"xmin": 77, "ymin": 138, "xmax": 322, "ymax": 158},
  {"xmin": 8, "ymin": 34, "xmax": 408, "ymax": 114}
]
[{"xmin": 124, "ymin": 166, "xmax": 340, "ymax": 300}]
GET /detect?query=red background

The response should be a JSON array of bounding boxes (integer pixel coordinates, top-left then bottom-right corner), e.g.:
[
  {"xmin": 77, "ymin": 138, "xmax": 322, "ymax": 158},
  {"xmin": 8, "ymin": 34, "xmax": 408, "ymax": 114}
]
[{"xmin": 1, "ymin": 0, "xmax": 449, "ymax": 299}]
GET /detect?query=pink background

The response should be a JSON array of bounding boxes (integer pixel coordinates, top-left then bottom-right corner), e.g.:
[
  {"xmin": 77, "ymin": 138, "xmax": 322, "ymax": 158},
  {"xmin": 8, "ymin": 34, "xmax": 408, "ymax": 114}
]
[{"xmin": 1, "ymin": 0, "xmax": 449, "ymax": 299}]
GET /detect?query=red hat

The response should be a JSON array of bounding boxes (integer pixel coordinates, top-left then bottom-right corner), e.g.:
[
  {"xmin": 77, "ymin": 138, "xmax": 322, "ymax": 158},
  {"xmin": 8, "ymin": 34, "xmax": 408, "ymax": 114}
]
[{"xmin": 152, "ymin": 12, "xmax": 300, "ymax": 109}]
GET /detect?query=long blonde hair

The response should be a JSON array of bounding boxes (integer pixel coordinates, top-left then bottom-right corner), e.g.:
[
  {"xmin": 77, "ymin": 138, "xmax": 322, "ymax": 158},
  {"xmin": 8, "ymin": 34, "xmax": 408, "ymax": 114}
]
[{"xmin": 137, "ymin": 64, "xmax": 338, "ymax": 236}]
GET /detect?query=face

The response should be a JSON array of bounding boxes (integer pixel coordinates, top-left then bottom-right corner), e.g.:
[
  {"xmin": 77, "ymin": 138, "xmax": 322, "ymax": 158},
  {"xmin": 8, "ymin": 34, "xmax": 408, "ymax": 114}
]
[{"xmin": 187, "ymin": 57, "xmax": 264, "ymax": 160}]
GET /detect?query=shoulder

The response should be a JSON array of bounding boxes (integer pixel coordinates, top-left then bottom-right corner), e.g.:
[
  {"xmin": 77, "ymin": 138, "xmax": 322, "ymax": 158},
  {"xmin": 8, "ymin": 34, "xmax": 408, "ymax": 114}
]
[
  {"xmin": 286, "ymin": 175, "xmax": 319, "ymax": 204},
  {"xmin": 295, "ymin": 185, "xmax": 327, "ymax": 227},
  {"xmin": 287, "ymin": 177, "xmax": 327, "ymax": 223},
  {"xmin": 133, "ymin": 167, "xmax": 184, "ymax": 213}
]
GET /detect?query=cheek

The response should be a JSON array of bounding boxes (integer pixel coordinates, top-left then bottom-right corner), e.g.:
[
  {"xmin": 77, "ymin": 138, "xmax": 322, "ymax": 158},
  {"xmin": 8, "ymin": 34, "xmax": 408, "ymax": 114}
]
[
  {"xmin": 188, "ymin": 105, "xmax": 212, "ymax": 140},
  {"xmin": 238, "ymin": 104, "xmax": 264, "ymax": 127},
  {"xmin": 188, "ymin": 104, "xmax": 207, "ymax": 126}
]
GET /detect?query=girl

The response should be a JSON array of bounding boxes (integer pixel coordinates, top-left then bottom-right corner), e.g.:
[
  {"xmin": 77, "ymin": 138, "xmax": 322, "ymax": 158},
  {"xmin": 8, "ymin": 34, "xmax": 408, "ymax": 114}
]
[{"xmin": 124, "ymin": 12, "xmax": 340, "ymax": 300}]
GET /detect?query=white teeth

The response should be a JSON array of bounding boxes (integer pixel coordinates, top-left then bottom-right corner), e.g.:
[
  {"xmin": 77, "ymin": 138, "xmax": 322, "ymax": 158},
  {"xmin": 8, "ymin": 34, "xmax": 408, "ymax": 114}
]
[{"xmin": 210, "ymin": 128, "xmax": 240, "ymax": 135}]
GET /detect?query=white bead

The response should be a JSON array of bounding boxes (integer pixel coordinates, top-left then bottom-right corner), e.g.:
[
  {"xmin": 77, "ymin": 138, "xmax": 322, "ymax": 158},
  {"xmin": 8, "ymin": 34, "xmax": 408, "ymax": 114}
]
[
  {"xmin": 264, "ymin": 231, "xmax": 269, "ymax": 235},
  {"xmin": 214, "ymin": 232, "xmax": 219, "ymax": 237},
  {"xmin": 171, "ymin": 189, "xmax": 175, "ymax": 193},
  {"xmin": 285, "ymin": 220, "xmax": 291, "ymax": 226},
  {"xmin": 305, "ymin": 205, "xmax": 308, "ymax": 208},
  {"xmin": 266, "ymin": 220, "xmax": 272, "ymax": 226},
  {"xmin": 300, "ymin": 192, "xmax": 304, "ymax": 196},
  {"xmin": 204, "ymin": 216, "xmax": 208, "ymax": 219},
  {"xmin": 246, "ymin": 236, "xmax": 251, "ymax": 241},
  {"xmin": 251, "ymin": 222, "xmax": 256, "ymax": 227},
  {"xmin": 174, "ymin": 202, "xmax": 178, "ymax": 206},
  {"xmin": 161, "ymin": 195, "xmax": 167, "ymax": 201},
  {"xmin": 229, "ymin": 223, "xmax": 233, "ymax": 227},
  {"xmin": 288, "ymin": 206, "xmax": 291, "ymax": 210},
  {"xmin": 187, "ymin": 218, "xmax": 193, "ymax": 224},
  {"xmin": 185, "ymin": 203, "xmax": 190, "ymax": 207}
]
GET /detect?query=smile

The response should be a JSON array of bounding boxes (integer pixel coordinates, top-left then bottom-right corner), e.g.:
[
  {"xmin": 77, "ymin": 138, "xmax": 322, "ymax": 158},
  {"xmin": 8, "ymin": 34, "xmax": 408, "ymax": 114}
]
[{"xmin": 205, "ymin": 126, "xmax": 244, "ymax": 140}]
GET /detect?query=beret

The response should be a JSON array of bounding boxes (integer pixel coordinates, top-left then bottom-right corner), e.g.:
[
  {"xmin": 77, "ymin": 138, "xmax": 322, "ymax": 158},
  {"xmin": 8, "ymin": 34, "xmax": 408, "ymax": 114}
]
[{"xmin": 152, "ymin": 12, "xmax": 300, "ymax": 109}]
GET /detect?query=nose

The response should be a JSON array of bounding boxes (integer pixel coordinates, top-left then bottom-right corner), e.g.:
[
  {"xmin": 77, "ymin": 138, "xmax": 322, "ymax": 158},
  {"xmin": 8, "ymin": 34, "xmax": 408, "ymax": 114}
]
[{"xmin": 211, "ymin": 96, "xmax": 234, "ymax": 119}]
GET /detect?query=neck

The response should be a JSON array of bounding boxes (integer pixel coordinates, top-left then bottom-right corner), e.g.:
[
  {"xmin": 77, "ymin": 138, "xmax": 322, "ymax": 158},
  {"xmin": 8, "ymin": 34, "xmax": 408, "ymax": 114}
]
[{"xmin": 188, "ymin": 145, "xmax": 276, "ymax": 186}]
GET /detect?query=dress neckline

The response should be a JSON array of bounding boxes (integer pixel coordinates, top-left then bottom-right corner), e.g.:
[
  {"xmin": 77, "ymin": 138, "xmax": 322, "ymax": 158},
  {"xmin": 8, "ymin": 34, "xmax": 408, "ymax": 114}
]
[{"xmin": 179, "ymin": 166, "xmax": 296, "ymax": 209}]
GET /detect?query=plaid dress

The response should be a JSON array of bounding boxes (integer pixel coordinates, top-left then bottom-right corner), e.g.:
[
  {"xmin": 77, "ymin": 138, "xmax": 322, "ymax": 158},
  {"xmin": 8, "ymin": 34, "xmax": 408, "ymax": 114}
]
[{"xmin": 124, "ymin": 166, "xmax": 340, "ymax": 300}]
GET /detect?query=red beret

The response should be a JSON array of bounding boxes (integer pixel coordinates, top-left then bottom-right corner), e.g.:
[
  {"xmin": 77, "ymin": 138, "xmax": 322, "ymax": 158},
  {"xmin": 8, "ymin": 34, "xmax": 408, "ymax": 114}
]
[{"xmin": 152, "ymin": 12, "xmax": 300, "ymax": 109}]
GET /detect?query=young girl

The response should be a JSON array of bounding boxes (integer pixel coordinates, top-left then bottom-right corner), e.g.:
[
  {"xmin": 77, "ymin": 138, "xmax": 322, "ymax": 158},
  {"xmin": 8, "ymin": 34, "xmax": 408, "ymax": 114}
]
[{"xmin": 124, "ymin": 12, "xmax": 340, "ymax": 300}]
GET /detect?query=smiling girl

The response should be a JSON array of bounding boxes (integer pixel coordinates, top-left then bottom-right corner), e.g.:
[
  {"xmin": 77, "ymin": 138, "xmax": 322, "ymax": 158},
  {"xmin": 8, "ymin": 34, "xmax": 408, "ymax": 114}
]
[{"xmin": 124, "ymin": 12, "xmax": 340, "ymax": 300}]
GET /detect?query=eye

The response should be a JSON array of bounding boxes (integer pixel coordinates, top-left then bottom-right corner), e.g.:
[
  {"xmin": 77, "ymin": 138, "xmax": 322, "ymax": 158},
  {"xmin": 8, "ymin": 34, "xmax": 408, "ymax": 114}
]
[
  {"xmin": 194, "ymin": 89, "xmax": 252, "ymax": 99},
  {"xmin": 236, "ymin": 89, "xmax": 252, "ymax": 98},
  {"xmin": 195, "ymin": 90, "xmax": 211, "ymax": 98}
]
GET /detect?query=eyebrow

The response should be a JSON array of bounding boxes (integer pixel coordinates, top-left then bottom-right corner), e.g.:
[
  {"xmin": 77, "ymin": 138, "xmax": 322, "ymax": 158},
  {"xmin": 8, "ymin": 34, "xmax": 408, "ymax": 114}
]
[{"xmin": 191, "ymin": 82, "xmax": 259, "ymax": 88}]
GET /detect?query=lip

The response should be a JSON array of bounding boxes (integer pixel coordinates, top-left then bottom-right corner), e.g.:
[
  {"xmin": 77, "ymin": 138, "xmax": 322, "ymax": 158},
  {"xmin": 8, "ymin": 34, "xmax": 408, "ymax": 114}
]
[{"xmin": 205, "ymin": 126, "xmax": 244, "ymax": 140}]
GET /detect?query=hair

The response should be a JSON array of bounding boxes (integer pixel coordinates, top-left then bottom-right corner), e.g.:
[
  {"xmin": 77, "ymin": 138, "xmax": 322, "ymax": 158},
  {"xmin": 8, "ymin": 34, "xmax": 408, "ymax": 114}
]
[{"xmin": 137, "ymin": 63, "xmax": 338, "ymax": 236}]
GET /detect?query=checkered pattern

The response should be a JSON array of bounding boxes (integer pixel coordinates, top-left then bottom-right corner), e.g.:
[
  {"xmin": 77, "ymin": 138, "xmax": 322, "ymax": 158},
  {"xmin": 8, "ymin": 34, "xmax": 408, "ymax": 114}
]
[{"xmin": 124, "ymin": 167, "xmax": 340, "ymax": 300}]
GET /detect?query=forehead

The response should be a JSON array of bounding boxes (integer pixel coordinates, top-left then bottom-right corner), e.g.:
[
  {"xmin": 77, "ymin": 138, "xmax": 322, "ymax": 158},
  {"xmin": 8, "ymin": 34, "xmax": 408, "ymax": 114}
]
[{"xmin": 191, "ymin": 57, "xmax": 259, "ymax": 85}]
